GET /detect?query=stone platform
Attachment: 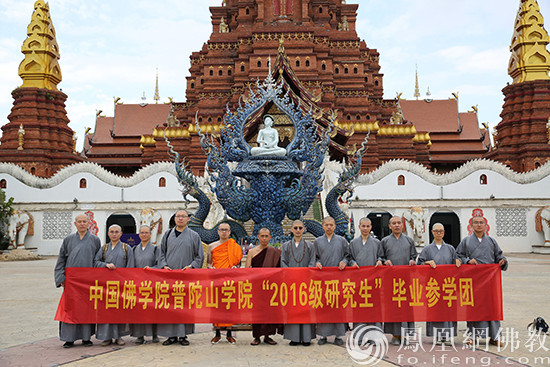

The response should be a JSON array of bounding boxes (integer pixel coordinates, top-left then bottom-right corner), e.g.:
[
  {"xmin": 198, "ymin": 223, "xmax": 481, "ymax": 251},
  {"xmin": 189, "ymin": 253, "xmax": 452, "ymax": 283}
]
[{"xmin": 0, "ymin": 255, "xmax": 549, "ymax": 366}]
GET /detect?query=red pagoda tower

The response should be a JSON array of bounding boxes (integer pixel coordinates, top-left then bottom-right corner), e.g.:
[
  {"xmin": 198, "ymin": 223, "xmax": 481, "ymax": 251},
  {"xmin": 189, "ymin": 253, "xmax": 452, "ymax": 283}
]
[
  {"xmin": 485, "ymin": 0, "xmax": 550, "ymax": 171},
  {"xmin": 0, "ymin": 1, "xmax": 83, "ymax": 177}
]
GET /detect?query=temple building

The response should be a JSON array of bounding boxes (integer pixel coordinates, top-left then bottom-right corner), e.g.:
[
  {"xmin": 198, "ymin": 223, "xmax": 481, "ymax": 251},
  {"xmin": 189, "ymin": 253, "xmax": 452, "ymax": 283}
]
[
  {"xmin": 1, "ymin": 0, "xmax": 549, "ymax": 255},
  {"xmin": 1, "ymin": 0, "xmax": 549, "ymax": 177}
]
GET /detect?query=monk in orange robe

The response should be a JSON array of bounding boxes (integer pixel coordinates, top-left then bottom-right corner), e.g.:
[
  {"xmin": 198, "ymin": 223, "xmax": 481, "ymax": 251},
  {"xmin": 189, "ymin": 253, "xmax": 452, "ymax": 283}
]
[{"xmin": 206, "ymin": 222, "xmax": 243, "ymax": 344}]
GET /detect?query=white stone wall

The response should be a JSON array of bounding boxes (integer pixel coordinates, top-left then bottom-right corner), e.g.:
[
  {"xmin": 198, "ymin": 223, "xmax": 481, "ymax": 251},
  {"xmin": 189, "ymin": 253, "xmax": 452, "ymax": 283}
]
[{"xmin": 0, "ymin": 159, "xmax": 548, "ymax": 255}]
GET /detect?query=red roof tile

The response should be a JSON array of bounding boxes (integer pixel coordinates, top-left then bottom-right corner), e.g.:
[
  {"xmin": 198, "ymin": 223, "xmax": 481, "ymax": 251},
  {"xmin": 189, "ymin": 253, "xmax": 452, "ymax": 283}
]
[
  {"xmin": 400, "ymin": 99, "xmax": 460, "ymax": 133},
  {"xmin": 113, "ymin": 104, "xmax": 171, "ymax": 137}
]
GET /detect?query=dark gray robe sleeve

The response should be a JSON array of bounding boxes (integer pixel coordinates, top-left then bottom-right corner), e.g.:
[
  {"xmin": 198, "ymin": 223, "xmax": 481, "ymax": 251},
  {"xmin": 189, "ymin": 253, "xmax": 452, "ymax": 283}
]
[
  {"xmin": 340, "ymin": 238, "xmax": 349, "ymax": 265},
  {"xmin": 157, "ymin": 230, "xmax": 170, "ymax": 268},
  {"xmin": 456, "ymin": 237, "xmax": 470, "ymax": 264},
  {"xmin": 54, "ymin": 237, "xmax": 69, "ymax": 287},
  {"xmin": 307, "ymin": 242, "xmax": 316, "ymax": 267},
  {"xmin": 408, "ymin": 236, "xmax": 418, "ymax": 262},
  {"xmin": 190, "ymin": 232, "xmax": 204, "ymax": 269},
  {"xmin": 94, "ymin": 245, "xmax": 106, "ymax": 268},
  {"xmin": 126, "ymin": 245, "xmax": 135, "ymax": 268},
  {"xmin": 280, "ymin": 241, "xmax": 290, "ymax": 268}
]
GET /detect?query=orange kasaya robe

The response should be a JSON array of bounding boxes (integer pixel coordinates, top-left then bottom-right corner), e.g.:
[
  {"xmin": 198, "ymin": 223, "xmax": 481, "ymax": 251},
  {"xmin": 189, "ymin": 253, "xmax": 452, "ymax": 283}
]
[{"xmin": 212, "ymin": 238, "xmax": 243, "ymax": 328}]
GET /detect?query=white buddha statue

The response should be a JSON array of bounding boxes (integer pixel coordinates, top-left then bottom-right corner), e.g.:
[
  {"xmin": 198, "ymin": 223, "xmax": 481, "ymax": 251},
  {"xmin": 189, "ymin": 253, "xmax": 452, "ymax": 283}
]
[{"xmin": 250, "ymin": 115, "xmax": 287, "ymax": 157}]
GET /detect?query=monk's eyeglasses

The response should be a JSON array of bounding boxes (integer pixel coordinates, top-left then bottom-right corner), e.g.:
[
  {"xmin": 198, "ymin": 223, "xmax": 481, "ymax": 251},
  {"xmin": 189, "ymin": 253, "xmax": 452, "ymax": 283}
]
[
  {"xmin": 432, "ymin": 230, "xmax": 444, "ymax": 233},
  {"xmin": 293, "ymin": 226, "xmax": 304, "ymax": 230}
]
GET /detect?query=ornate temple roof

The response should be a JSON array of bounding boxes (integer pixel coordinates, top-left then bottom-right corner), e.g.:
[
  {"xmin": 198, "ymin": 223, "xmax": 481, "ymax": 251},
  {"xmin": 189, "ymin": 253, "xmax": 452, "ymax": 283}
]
[{"xmin": 400, "ymin": 99, "xmax": 490, "ymax": 165}]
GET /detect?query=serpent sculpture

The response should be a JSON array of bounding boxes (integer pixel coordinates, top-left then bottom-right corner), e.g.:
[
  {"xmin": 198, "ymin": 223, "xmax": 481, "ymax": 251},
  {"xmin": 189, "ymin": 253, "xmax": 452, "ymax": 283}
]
[
  {"xmin": 165, "ymin": 137, "xmax": 247, "ymax": 244},
  {"xmin": 166, "ymin": 65, "xmax": 369, "ymax": 243}
]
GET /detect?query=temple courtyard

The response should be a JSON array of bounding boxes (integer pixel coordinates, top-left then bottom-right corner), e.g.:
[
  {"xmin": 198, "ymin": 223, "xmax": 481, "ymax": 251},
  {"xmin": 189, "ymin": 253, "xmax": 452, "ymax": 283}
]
[{"xmin": 0, "ymin": 254, "xmax": 549, "ymax": 366}]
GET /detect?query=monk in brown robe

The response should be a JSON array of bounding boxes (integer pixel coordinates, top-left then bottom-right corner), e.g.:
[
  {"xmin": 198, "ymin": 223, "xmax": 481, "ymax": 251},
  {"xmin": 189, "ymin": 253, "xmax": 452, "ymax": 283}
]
[
  {"xmin": 245, "ymin": 228, "xmax": 283, "ymax": 345},
  {"xmin": 206, "ymin": 223, "xmax": 243, "ymax": 344}
]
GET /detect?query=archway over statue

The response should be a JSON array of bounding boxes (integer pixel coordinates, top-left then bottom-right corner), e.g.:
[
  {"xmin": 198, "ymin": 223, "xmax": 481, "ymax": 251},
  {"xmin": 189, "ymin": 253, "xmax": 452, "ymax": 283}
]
[
  {"xmin": 429, "ymin": 211, "xmax": 460, "ymax": 248},
  {"xmin": 106, "ymin": 213, "xmax": 137, "ymax": 244},
  {"xmin": 367, "ymin": 211, "xmax": 393, "ymax": 240}
]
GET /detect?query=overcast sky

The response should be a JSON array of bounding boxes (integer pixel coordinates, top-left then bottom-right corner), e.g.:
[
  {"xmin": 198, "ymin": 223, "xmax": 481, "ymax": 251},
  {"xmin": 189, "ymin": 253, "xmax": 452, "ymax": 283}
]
[{"xmin": 0, "ymin": 0, "xmax": 545, "ymax": 150}]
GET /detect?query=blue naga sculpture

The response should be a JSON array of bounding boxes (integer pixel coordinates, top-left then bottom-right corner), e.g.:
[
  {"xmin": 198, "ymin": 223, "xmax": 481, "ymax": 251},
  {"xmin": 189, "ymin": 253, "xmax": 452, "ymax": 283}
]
[
  {"xmin": 195, "ymin": 70, "xmax": 330, "ymax": 243},
  {"xmin": 167, "ymin": 66, "xmax": 369, "ymax": 244},
  {"xmin": 165, "ymin": 137, "xmax": 248, "ymax": 244}
]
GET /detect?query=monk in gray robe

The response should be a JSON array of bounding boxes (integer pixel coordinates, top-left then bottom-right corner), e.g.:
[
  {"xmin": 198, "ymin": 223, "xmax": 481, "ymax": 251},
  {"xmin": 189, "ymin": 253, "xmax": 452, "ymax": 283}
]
[
  {"xmin": 281, "ymin": 220, "xmax": 316, "ymax": 346},
  {"xmin": 349, "ymin": 218, "xmax": 383, "ymax": 345},
  {"xmin": 54, "ymin": 214, "xmax": 101, "ymax": 348},
  {"xmin": 418, "ymin": 223, "xmax": 461, "ymax": 345},
  {"xmin": 314, "ymin": 217, "xmax": 349, "ymax": 346},
  {"xmin": 380, "ymin": 216, "xmax": 417, "ymax": 345},
  {"xmin": 157, "ymin": 210, "xmax": 204, "ymax": 346},
  {"xmin": 131, "ymin": 225, "xmax": 159, "ymax": 344},
  {"xmin": 94, "ymin": 224, "xmax": 135, "ymax": 346},
  {"xmin": 246, "ymin": 228, "xmax": 283, "ymax": 345},
  {"xmin": 456, "ymin": 215, "xmax": 507, "ymax": 347}
]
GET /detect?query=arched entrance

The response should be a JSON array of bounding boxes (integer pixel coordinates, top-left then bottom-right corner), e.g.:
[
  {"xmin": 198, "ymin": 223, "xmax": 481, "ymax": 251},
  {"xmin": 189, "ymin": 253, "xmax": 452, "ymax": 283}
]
[
  {"xmin": 429, "ymin": 211, "xmax": 461, "ymax": 248},
  {"xmin": 106, "ymin": 214, "xmax": 137, "ymax": 244},
  {"xmin": 367, "ymin": 211, "xmax": 393, "ymax": 240}
]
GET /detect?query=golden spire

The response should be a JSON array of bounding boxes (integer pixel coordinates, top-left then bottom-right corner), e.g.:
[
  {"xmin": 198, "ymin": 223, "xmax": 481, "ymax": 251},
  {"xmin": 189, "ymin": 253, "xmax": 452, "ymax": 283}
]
[
  {"xmin": 154, "ymin": 68, "xmax": 160, "ymax": 104},
  {"xmin": 414, "ymin": 65, "xmax": 420, "ymax": 100},
  {"xmin": 508, "ymin": 0, "xmax": 550, "ymax": 83},
  {"xmin": 18, "ymin": 1, "xmax": 62, "ymax": 90}
]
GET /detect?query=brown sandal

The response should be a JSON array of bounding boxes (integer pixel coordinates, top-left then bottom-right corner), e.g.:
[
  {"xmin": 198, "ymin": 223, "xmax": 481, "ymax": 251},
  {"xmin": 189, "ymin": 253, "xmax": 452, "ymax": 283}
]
[
  {"xmin": 264, "ymin": 337, "xmax": 277, "ymax": 345},
  {"xmin": 250, "ymin": 338, "xmax": 261, "ymax": 345}
]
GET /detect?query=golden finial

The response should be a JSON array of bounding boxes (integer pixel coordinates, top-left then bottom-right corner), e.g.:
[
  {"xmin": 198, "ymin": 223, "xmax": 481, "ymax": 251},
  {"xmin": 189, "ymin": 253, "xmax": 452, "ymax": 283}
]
[
  {"xmin": 509, "ymin": 0, "xmax": 550, "ymax": 83},
  {"xmin": 85, "ymin": 127, "xmax": 91, "ymax": 135},
  {"xmin": 278, "ymin": 36, "xmax": 285, "ymax": 54},
  {"xmin": 469, "ymin": 105, "xmax": 479, "ymax": 113},
  {"xmin": 96, "ymin": 110, "xmax": 103, "ymax": 117},
  {"xmin": 450, "ymin": 92, "xmax": 459, "ymax": 100},
  {"xmin": 18, "ymin": 1, "xmax": 62, "ymax": 90},
  {"xmin": 154, "ymin": 69, "xmax": 160, "ymax": 104},
  {"xmin": 17, "ymin": 124, "xmax": 25, "ymax": 150}
]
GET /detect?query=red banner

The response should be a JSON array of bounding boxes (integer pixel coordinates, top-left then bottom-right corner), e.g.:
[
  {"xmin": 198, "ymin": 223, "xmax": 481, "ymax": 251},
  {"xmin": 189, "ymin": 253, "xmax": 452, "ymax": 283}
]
[{"xmin": 55, "ymin": 264, "xmax": 502, "ymax": 324}]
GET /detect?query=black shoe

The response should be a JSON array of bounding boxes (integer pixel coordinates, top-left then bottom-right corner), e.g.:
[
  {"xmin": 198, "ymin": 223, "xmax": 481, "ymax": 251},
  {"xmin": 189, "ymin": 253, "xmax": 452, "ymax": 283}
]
[
  {"xmin": 334, "ymin": 337, "xmax": 344, "ymax": 346},
  {"xmin": 289, "ymin": 341, "xmax": 300, "ymax": 346},
  {"xmin": 63, "ymin": 341, "xmax": 74, "ymax": 348},
  {"xmin": 179, "ymin": 337, "xmax": 190, "ymax": 346},
  {"xmin": 302, "ymin": 341, "xmax": 311, "ymax": 346},
  {"xmin": 135, "ymin": 337, "xmax": 145, "ymax": 345},
  {"xmin": 82, "ymin": 340, "xmax": 93, "ymax": 347},
  {"xmin": 162, "ymin": 337, "xmax": 178, "ymax": 345},
  {"xmin": 318, "ymin": 337, "xmax": 327, "ymax": 345}
]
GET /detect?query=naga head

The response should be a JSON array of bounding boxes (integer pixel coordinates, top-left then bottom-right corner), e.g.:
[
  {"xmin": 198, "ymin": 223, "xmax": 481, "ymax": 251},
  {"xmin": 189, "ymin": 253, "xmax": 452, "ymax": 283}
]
[
  {"xmin": 336, "ymin": 128, "xmax": 370, "ymax": 193},
  {"xmin": 164, "ymin": 129, "xmax": 198, "ymax": 200}
]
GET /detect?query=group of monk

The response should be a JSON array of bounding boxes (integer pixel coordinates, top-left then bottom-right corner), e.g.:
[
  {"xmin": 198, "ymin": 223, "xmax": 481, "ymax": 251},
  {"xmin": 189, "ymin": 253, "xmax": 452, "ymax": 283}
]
[{"xmin": 55, "ymin": 211, "xmax": 507, "ymax": 349}]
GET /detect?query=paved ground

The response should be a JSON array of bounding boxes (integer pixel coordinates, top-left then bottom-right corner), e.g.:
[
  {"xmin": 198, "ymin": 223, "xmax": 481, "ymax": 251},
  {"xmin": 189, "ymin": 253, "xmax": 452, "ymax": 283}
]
[{"xmin": 0, "ymin": 254, "xmax": 549, "ymax": 366}]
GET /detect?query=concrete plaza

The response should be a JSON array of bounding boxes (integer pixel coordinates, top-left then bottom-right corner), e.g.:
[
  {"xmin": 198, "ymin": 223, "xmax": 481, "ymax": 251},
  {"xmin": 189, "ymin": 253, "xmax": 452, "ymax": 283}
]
[{"xmin": 0, "ymin": 254, "xmax": 549, "ymax": 366}]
